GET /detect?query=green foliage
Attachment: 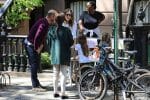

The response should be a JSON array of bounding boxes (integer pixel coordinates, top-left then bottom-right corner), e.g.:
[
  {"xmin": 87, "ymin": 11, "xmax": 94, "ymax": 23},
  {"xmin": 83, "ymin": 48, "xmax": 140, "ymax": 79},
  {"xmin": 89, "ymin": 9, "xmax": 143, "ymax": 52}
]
[
  {"xmin": 0, "ymin": 4, "xmax": 2, "ymax": 7},
  {"xmin": 41, "ymin": 52, "xmax": 51, "ymax": 69},
  {"xmin": 4, "ymin": 0, "xmax": 43, "ymax": 28}
]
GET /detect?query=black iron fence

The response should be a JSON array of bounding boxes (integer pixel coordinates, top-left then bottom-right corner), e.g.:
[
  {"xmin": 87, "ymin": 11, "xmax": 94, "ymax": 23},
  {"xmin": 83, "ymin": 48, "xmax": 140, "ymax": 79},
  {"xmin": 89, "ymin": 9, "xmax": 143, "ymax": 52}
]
[{"xmin": 0, "ymin": 35, "xmax": 30, "ymax": 72}]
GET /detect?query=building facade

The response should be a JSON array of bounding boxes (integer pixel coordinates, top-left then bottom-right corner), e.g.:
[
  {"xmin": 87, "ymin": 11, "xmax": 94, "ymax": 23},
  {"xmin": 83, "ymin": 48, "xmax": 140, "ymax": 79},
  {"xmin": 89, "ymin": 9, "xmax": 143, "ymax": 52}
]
[{"xmin": 24, "ymin": 0, "xmax": 150, "ymax": 66}]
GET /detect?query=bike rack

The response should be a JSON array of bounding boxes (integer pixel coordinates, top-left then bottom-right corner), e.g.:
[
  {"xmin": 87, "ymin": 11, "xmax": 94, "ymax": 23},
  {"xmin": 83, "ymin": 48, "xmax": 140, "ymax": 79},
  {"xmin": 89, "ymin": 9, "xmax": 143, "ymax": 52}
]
[{"xmin": 0, "ymin": 71, "xmax": 11, "ymax": 88}]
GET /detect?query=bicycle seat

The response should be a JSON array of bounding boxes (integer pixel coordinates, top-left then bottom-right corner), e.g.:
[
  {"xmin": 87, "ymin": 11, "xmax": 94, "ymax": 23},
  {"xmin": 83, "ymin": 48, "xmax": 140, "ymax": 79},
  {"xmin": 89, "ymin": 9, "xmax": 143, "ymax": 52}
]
[
  {"xmin": 108, "ymin": 56, "xmax": 129, "ymax": 61},
  {"xmin": 118, "ymin": 66, "xmax": 134, "ymax": 74},
  {"xmin": 124, "ymin": 50, "xmax": 137, "ymax": 55},
  {"xmin": 124, "ymin": 38, "xmax": 134, "ymax": 42},
  {"xmin": 118, "ymin": 57, "xmax": 129, "ymax": 61}
]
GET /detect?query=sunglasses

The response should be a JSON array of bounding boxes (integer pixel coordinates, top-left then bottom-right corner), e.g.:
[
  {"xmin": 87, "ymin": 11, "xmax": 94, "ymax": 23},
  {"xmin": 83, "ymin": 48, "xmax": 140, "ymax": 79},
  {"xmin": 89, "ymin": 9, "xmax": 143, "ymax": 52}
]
[{"xmin": 66, "ymin": 14, "xmax": 72, "ymax": 16}]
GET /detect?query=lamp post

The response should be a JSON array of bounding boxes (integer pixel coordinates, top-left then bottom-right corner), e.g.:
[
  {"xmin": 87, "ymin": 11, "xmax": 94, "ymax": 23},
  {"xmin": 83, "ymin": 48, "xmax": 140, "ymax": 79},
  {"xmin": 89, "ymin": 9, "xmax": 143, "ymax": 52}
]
[
  {"xmin": 113, "ymin": 0, "xmax": 119, "ymax": 100},
  {"xmin": 113, "ymin": 0, "xmax": 119, "ymax": 65},
  {"xmin": 0, "ymin": 20, "xmax": 7, "ymax": 71},
  {"xmin": 0, "ymin": 20, "xmax": 7, "ymax": 39}
]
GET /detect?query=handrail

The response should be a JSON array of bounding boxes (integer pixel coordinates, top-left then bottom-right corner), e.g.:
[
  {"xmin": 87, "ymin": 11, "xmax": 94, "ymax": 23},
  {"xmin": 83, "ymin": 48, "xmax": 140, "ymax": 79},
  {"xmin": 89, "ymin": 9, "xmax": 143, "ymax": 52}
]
[
  {"xmin": 7, "ymin": 35, "xmax": 27, "ymax": 38},
  {"xmin": 0, "ymin": 0, "xmax": 13, "ymax": 18},
  {"xmin": 0, "ymin": 34, "xmax": 29, "ymax": 72}
]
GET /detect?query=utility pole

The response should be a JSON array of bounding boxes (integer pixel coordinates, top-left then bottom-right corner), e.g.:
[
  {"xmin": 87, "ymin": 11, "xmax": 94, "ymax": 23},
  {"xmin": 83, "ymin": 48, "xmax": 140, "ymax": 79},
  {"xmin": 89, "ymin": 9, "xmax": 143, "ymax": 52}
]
[
  {"xmin": 113, "ymin": 0, "xmax": 119, "ymax": 100},
  {"xmin": 113, "ymin": 0, "xmax": 119, "ymax": 65},
  {"xmin": 118, "ymin": 0, "xmax": 122, "ymax": 38}
]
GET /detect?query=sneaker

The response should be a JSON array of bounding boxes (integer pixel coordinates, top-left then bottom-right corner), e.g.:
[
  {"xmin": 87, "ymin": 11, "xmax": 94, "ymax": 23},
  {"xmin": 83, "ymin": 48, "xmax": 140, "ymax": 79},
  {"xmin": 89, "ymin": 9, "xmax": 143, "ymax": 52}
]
[
  {"xmin": 39, "ymin": 84, "xmax": 47, "ymax": 89},
  {"xmin": 32, "ymin": 86, "xmax": 46, "ymax": 92},
  {"xmin": 54, "ymin": 93, "xmax": 60, "ymax": 98},
  {"xmin": 61, "ymin": 95, "xmax": 69, "ymax": 99}
]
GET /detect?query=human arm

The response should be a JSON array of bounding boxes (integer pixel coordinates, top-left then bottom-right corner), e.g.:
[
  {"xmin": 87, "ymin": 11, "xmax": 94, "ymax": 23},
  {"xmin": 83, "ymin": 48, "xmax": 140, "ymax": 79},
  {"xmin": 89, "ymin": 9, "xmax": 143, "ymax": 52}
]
[
  {"xmin": 78, "ymin": 11, "xmax": 85, "ymax": 33},
  {"xmin": 72, "ymin": 21, "xmax": 77, "ymax": 38},
  {"xmin": 36, "ymin": 44, "xmax": 43, "ymax": 54},
  {"xmin": 34, "ymin": 23, "xmax": 47, "ymax": 52},
  {"xmin": 97, "ymin": 12, "xmax": 105, "ymax": 24},
  {"xmin": 78, "ymin": 20, "xmax": 85, "ymax": 33},
  {"xmin": 66, "ymin": 28, "xmax": 74, "ymax": 47}
]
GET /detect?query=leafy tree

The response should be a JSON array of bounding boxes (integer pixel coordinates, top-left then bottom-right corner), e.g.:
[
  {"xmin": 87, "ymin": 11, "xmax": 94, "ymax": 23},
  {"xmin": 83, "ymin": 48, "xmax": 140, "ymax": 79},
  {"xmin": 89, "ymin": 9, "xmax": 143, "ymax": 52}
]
[{"xmin": 4, "ymin": 0, "xmax": 43, "ymax": 28}]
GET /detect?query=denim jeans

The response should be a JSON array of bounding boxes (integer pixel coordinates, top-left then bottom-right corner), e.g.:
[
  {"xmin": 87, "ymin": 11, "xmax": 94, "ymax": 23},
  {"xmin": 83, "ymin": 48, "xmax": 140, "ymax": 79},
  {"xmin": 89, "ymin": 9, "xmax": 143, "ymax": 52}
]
[{"xmin": 24, "ymin": 43, "xmax": 40, "ymax": 88}]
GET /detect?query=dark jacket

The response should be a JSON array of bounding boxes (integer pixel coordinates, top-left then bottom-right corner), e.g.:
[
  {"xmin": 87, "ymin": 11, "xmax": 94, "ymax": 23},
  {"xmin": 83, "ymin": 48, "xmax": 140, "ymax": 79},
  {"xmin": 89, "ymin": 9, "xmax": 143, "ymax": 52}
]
[
  {"xmin": 47, "ymin": 25, "xmax": 74, "ymax": 65},
  {"xmin": 27, "ymin": 18, "xmax": 49, "ymax": 50}
]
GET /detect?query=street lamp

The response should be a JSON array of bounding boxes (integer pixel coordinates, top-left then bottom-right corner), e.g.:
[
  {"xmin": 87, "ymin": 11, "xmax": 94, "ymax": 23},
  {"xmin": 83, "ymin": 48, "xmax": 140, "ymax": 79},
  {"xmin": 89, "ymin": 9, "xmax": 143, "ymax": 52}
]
[
  {"xmin": 1, "ymin": 23, "xmax": 7, "ymax": 35},
  {"xmin": 137, "ymin": 7, "xmax": 145, "ymax": 22},
  {"xmin": 135, "ymin": 6, "xmax": 145, "ymax": 26},
  {"xmin": 0, "ymin": 20, "xmax": 7, "ymax": 42},
  {"xmin": 0, "ymin": 19, "xmax": 8, "ymax": 71}
]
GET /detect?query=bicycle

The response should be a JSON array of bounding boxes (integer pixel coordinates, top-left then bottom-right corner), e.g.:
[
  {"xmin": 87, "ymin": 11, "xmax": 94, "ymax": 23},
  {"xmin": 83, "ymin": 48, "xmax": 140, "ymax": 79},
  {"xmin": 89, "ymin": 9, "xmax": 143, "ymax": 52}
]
[
  {"xmin": 78, "ymin": 45, "xmax": 150, "ymax": 100},
  {"xmin": 130, "ymin": 72, "xmax": 150, "ymax": 100},
  {"xmin": 70, "ymin": 58, "xmax": 95, "ymax": 84}
]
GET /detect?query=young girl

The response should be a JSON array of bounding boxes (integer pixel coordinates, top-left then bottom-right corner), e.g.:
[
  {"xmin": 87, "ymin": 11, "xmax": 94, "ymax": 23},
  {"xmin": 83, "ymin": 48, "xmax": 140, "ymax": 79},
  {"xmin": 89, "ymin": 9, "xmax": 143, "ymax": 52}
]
[
  {"xmin": 101, "ymin": 32, "xmax": 111, "ymax": 47},
  {"xmin": 75, "ymin": 34, "xmax": 92, "ymax": 63},
  {"xmin": 90, "ymin": 33, "xmax": 111, "ymax": 61},
  {"xmin": 47, "ymin": 12, "xmax": 74, "ymax": 99}
]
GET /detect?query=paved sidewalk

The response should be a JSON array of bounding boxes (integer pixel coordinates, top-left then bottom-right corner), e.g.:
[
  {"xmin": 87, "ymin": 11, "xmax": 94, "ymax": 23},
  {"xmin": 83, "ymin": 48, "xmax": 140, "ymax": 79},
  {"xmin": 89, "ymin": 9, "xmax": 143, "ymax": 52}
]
[{"xmin": 0, "ymin": 70, "xmax": 116, "ymax": 100}]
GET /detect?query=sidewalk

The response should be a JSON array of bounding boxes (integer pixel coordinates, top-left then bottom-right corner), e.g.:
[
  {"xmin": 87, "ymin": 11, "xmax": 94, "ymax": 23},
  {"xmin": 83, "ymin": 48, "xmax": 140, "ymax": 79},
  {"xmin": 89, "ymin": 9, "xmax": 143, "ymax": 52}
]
[{"xmin": 0, "ymin": 70, "xmax": 115, "ymax": 100}]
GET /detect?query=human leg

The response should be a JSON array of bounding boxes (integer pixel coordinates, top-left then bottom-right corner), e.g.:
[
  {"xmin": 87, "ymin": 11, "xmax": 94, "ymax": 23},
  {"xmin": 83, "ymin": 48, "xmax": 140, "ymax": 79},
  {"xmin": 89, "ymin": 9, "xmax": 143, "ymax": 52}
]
[
  {"xmin": 67, "ymin": 65, "xmax": 72, "ymax": 85},
  {"xmin": 60, "ymin": 65, "xmax": 68, "ymax": 98},
  {"xmin": 25, "ymin": 45, "xmax": 46, "ymax": 92},
  {"xmin": 53, "ymin": 65, "xmax": 60, "ymax": 95},
  {"xmin": 93, "ymin": 27, "xmax": 101, "ymax": 39},
  {"xmin": 26, "ymin": 45, "xmax": 40, "ymax": 87}
]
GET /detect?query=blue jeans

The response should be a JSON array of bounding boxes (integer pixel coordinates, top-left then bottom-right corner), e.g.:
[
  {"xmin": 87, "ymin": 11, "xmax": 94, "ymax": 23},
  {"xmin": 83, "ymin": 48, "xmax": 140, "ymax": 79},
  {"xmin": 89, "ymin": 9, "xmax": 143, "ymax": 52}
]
[{"xmin": 24, "ymin": 43, "xmax": 40, "ymax": 88}]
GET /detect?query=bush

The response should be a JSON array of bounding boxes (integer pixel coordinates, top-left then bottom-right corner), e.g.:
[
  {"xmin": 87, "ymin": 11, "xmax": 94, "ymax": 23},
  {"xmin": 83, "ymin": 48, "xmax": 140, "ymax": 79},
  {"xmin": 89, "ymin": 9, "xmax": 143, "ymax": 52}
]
[{"xmin": 41, "ymin": 52, "xmax": 51, "ymax": 69}]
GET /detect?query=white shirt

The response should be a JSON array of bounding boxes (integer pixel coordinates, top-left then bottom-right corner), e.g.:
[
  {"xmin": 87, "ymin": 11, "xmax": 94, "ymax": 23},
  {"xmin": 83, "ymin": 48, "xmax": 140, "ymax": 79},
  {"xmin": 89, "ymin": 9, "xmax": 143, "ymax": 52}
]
[
  {"xmin": 83, "ymin": 27, "xmax": 102, "ymax": 39},
  {"xmin": 63, "ymin": 21, "xmax": 77, "ymax": 39}
]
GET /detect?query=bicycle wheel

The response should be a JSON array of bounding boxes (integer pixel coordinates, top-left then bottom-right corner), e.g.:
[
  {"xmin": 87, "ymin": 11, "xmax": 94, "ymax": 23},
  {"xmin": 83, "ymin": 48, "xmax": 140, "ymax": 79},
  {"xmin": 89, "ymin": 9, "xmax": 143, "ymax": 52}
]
[
  {"xmin": 130, "ymin": 73, "xmax": 150, "ymax": 100},
  {"xmin": 78, "ymin": 70, "xmax": 107, "ymax": 100},
  {"xmin": 127, "ymin": 68, "xmax": 150, "ymax": 79},
  {"xmin": 80, "ymin": 64, "xmax": 93, "ymax": 75},
  {"xmin": 71, "ymin": 60, "xmax": 79, "ymax": 83}
]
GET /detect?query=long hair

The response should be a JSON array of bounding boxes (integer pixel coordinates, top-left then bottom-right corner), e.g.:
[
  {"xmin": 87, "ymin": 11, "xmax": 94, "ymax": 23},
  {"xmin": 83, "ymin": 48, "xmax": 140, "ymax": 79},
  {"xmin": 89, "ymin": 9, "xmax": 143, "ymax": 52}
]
[
  {"xmin": 77, "ymin": 34, "xmax": 89, "ymax": 56},
  {"xmin": 64, "ymin": 8, "xmax": 74, "ymax": 27}
]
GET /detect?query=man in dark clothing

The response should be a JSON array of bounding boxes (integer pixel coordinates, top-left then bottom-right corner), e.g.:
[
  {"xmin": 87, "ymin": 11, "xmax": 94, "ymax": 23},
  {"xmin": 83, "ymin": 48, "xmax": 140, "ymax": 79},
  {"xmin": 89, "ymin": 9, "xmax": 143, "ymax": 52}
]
[
  {"xmin": 24, "ymin": 9, "xmax": 58, "ymax": 92},
  {"xmin": 78, "ymin": 1, "xmax": 105, "ymax": 38}
]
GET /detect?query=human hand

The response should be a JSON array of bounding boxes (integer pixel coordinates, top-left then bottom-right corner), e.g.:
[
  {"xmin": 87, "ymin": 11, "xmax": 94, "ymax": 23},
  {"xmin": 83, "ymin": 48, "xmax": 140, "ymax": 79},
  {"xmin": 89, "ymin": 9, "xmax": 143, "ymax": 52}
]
[
  {"xmin": 36, "ymin": 44, "xmax": 43, "ymax": 54},
  {"xmin": 79, "ymin": 27, "xmax": 85, "ymax": 33}
]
